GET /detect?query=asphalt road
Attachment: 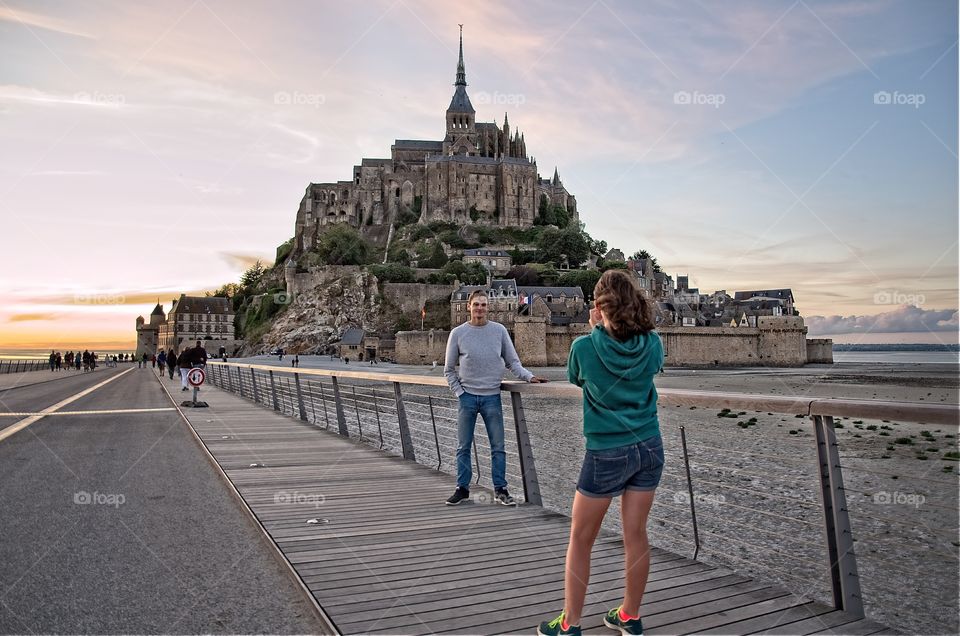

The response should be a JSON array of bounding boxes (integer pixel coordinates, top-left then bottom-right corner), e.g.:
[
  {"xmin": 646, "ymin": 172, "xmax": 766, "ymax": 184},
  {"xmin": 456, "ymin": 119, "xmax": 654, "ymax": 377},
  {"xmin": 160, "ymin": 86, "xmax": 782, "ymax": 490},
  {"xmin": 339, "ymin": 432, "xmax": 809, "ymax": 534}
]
[{"xmin": 0, "ymin": 366, "xmax": 331, "ymax": 634}]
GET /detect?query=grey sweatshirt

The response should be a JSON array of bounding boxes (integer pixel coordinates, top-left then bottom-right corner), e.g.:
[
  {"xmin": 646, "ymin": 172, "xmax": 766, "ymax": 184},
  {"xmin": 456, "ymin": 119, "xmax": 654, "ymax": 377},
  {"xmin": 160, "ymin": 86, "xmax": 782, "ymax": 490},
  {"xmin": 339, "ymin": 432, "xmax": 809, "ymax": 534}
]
[{"xmin": 444, "ymin": 321, "xmax": 534, "ymax": 396}]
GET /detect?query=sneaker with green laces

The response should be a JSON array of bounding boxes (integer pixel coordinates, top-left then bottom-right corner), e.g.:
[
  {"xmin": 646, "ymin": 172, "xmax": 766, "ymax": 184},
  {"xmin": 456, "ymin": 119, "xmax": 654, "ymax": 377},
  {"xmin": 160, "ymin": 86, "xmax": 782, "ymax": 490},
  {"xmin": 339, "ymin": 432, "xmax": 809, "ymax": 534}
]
[
  {"xmin": 537, "ymin": 612, "xmax": 581, "ymax": 636},
  {"xmin": 603, "ymin": 606, "xmax": 644, "ymax": 635}
]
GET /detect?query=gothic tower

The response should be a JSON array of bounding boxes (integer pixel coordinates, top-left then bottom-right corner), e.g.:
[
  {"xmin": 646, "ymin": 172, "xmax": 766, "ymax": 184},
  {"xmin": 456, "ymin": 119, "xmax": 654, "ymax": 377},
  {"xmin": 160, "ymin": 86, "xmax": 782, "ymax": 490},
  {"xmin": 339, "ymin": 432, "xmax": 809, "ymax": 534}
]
[{"xmin": 443, "ymin": 25, "xmax": 477, "ymax": 156}]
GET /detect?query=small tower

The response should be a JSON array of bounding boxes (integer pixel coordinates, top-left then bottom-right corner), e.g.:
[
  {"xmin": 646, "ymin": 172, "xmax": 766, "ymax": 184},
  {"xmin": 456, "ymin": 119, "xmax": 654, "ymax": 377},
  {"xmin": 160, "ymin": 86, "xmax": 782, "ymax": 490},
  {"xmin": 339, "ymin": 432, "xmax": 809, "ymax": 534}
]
[
  {"xmin": 284, "ymin": 257, "xmax": 297, "ymax": 295},
  {"xmin": 553, "ymin": 167, "xmax": 560, "ymax": 186},
  {"xmin": 502, "ymin": 112, "xmax": 511, "ymax": 157},
  {"xmin": 149, "ymin": 301, "xmax": 165, "ymax": 327}
]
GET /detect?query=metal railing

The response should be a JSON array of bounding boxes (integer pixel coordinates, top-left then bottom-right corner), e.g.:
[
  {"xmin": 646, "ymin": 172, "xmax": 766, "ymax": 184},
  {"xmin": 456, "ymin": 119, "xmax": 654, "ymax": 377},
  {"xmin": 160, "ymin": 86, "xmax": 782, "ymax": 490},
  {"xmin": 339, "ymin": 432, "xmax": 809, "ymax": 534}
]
[
  {"xmin": 205, "ymin": 361, "xmax": 959, "ymax": 634},
  {"xmin": 1, "ymin": 359, "xmax": 52, "ymax": 374}
]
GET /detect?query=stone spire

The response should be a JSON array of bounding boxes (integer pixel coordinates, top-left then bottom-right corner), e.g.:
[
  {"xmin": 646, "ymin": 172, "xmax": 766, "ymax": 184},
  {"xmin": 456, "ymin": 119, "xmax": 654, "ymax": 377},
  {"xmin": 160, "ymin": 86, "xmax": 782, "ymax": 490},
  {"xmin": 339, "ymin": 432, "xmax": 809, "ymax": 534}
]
[
  {"xmin": 553, "ymin": 166, "xmax": 560, "ymax": 185},
  {"xmin": 455, "ymin": 24, "xmax": 466, "ymax": 86}
]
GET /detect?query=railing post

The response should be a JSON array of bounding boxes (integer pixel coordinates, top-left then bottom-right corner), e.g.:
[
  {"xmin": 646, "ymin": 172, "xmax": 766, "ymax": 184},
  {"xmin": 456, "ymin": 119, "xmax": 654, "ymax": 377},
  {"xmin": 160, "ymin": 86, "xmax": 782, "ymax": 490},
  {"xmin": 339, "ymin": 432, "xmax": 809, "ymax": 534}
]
[
  {"xmin": 352, "ymin": 386, "xmax": 363, "ymax": 440},
  {"xmin": 393, "ymin": 382, "xmax": 416, "ymax": 461},
  {"xmin": 509, "ymin": 391, "xmax": 543, "ymax": 506},
  {"xmin": 236, "ymin": 366, "xmax": 245, "ymax": 399},
  {"xmin": 331, "ymin": 377, "xmax": 349, "ymax": 436},
  {"xmin": 813, "ymin": 414, "xmax": 864, "ymax": 618},
  {"xmin": 251, "ymin": 368, "xmax": 260, "ymax": 404},
  {"xmin": 294, "ymin": 373, "xmax": 308, "ymax": 421},
  {"xmin": 226, "ymin": 365, "xmax": 234, "ymax": 393},
  {"xmin": 428, "ymin": 396, "xmax": 441, "ymax": 470},
  {"xmin": 269, "ymin": 370, "xmax": 279, "ymax": 411},
  {"xmin": 680, "ymin": 426, "xmax": 701, "ymax": 560},
  {"xmin": 319, "ymin": 382, "xmax": 331, "ymax": 429}
]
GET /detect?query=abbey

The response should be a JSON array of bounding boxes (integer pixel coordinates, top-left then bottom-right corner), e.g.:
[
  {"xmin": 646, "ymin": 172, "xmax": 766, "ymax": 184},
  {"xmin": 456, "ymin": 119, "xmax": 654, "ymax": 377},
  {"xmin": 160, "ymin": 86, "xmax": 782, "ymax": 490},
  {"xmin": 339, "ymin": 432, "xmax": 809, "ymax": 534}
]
[{"xmin": 294, "ymin": 30, "xmax": 578, "ymax": 253}]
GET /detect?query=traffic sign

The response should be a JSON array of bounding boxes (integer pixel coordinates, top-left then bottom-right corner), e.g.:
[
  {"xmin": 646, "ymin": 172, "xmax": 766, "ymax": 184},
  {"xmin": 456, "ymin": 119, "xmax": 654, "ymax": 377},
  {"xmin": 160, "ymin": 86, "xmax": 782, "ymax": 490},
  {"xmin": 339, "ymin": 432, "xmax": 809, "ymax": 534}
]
[{"xmin": 187, "ymin": 367, "xmax": 205, "ymax": 387}]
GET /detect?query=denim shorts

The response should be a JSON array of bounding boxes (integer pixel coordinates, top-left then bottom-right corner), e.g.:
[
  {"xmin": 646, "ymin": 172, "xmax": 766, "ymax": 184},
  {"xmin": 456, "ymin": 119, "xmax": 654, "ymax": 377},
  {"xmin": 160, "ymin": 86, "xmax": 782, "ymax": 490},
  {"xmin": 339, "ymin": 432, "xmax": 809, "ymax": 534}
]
[{"xmin": 577, "ymin": 435, "xmax": 665, "ymax": 498}]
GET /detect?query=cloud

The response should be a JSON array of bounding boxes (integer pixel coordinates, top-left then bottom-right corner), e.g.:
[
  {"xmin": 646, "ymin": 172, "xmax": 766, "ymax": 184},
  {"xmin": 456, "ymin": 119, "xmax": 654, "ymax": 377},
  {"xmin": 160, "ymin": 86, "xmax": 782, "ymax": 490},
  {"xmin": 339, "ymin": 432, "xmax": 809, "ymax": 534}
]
[
  {"xmin": 0, "ymin": 6, "xmax": 95, "ymax": 38},
  {"xmin": 219, "ymin": 251, "xmax": 271, "ymax": 271},
  {"xmin": 8, "ymin": 312, "xmax": 58, "ymax": 322},
  {"xmin": 807, "ymin": 305, "xmax": 959, "ymax": 335},
  {"xmin": 30, "ymin": 170, "xmax": 107, "ymax": 176}
]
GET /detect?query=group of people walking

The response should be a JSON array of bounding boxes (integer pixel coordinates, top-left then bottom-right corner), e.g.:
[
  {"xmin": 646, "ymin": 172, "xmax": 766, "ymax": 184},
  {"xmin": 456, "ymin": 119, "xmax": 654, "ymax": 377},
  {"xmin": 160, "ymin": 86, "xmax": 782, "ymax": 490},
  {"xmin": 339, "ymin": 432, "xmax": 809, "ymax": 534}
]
[
  {"xmin": 151, "ymin": 340, "xmax": 208, "ymax": 392},
  {"xmin": 48, "ymin": 350, "xmax": 99, "ymax": 372},
  {"xmin": 443, "ymin": 270, "xmax": 662, "ymax": 636}
]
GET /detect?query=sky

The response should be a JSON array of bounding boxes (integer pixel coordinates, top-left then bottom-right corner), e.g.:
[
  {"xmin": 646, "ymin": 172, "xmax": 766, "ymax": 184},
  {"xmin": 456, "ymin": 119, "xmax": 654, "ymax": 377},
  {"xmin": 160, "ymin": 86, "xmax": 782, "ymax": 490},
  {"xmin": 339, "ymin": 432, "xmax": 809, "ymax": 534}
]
[{"xmin": 0, "ymin": 0, "xmax": 957, "ymax": 351}]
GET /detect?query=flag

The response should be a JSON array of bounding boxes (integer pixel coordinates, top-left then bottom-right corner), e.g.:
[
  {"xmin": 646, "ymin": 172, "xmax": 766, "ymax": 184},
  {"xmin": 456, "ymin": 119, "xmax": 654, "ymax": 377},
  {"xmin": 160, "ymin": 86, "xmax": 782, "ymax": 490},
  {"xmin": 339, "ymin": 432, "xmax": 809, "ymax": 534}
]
[
  {"xmin": 421, "ymin": 306, "xmax": 426, "ymax": 319},
  {"xmin": 519, "ymin": 294, "xmax": 528, "ymax": 305}
]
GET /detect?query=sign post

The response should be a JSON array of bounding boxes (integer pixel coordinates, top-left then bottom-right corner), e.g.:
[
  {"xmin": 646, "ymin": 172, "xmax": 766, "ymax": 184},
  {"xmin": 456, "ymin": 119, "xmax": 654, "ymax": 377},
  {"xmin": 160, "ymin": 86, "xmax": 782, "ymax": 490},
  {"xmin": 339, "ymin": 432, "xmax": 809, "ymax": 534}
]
[{"xmin": 182, "ymin": 366, "xmax": 209, "ymax": 408}]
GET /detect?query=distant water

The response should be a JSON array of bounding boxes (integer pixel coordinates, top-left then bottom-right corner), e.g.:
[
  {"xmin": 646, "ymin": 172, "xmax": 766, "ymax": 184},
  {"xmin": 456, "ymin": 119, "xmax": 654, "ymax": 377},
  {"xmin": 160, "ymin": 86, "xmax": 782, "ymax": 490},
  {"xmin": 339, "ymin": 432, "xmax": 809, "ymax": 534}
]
[
  {"xmin": 832, "ymin": 350, "xmax": 959, "ymax": 365},
  {"xmin": 0, "ymin": 349, "xmax": 134, "ymax": 360}
]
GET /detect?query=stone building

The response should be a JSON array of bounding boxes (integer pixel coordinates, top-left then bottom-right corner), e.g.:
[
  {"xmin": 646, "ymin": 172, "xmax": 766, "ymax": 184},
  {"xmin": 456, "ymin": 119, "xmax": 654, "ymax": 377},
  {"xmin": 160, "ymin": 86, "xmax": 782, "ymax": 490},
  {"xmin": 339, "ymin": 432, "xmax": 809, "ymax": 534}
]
[
  {"xmin": 292, "ymin": 29, "xmax": 578, "ymax": 254},
  {"xmin": 156, "ymin": 295, "xmax": 236, "ymax": 355},
  {"xmin": 463, "ymin": 248, "xmax": 512, "ymax": 274},
  {"xmin": 135, "ymin": 303, "xmax": 165, "ymax": 357}
]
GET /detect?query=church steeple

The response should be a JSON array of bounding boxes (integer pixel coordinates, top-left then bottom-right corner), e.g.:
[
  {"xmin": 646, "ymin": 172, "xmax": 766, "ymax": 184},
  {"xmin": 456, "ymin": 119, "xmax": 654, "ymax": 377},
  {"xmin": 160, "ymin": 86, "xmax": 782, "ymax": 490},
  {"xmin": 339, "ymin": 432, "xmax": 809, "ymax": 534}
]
[
  {"xmin": 455, "ymin": 24, "xmax": 466, "ymax": 86},
  {"xmin": 444, "ymin": 25, "xmax": 475, "ymax": 155}
]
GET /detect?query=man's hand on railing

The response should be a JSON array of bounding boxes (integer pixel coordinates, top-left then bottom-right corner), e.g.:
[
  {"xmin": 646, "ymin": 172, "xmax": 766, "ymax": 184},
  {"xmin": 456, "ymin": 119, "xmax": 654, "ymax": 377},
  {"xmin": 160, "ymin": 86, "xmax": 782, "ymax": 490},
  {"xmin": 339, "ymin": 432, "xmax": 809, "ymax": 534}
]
[{"xmin": 529, "ymin": 376, "xmax": 548, "ymax": 383}]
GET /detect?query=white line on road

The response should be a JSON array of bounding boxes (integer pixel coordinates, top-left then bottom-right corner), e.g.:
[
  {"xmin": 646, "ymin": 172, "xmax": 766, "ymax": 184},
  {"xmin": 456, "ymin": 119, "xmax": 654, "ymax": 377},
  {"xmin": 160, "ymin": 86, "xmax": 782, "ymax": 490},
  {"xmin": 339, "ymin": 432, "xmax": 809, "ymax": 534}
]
[
  {"xmin": 0, "ymin": 407, "xmax": 177, "ymax": 417},
  {"xmin": 0, "ymin": 367, "xmax": 136, "ymax": 443}
]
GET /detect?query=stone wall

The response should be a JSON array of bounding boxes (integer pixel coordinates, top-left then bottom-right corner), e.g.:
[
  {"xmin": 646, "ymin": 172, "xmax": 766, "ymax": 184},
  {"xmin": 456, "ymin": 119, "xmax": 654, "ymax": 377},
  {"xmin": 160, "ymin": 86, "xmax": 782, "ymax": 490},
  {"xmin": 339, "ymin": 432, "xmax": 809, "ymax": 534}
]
[
  {"xmin": 382, "ymin": 282, "xmax": 455, "ymax": 315},
  {"xmin": 397, "ymin": 318, "xmax": 828, "ymax": 367},
  {"xmin": 806, "ymin": 339, "xmax": 834, "ymax": 364},
  {"xmin": 394, "ymin": 329, "xmax": 449, "ymax": 364}
]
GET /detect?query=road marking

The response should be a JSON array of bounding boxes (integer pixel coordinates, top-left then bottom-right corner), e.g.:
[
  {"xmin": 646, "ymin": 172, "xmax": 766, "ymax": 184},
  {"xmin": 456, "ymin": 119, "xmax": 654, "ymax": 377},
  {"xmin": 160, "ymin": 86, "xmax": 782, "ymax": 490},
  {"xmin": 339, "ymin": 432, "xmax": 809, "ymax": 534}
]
[
  {"xmin": 0, "ymin": 407, "xmax": 176, "ymax": 417},
  {"xmin": 0, "ymin": 367, "xmax": 135, "ymax": 443}
]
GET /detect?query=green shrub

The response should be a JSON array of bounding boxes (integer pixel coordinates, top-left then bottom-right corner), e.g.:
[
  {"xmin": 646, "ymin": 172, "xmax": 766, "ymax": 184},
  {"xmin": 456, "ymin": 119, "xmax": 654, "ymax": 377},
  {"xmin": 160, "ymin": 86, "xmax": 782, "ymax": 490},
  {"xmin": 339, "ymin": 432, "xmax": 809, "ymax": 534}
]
[{"xmin": 368, "ymin": 263, "xmax": 416, "ymax": 283}]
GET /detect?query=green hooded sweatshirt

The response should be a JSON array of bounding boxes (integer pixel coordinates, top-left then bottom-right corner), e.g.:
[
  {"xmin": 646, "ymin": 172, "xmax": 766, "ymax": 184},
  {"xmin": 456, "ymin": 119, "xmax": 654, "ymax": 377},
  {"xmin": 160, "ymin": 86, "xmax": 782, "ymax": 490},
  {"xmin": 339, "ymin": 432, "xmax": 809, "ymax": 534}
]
[{"xmin": 567, "ymin": 326, "xmax": 663, "ymax": 450}]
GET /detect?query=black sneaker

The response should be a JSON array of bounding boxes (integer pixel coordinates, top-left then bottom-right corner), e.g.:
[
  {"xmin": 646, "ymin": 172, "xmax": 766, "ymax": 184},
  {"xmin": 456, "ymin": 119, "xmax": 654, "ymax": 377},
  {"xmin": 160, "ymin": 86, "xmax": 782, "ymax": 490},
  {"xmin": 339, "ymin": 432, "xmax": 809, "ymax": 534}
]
[
  {"xmin": 494, "ymin": 488, "xmax": 517, "ymax": 506},
  {"xmin": 181, "ymin": 387, "xmax": 188, "ymax": 392},
  {"xmin": 445, "ymin": 487, "xmax": 470, "ymax": 506}
]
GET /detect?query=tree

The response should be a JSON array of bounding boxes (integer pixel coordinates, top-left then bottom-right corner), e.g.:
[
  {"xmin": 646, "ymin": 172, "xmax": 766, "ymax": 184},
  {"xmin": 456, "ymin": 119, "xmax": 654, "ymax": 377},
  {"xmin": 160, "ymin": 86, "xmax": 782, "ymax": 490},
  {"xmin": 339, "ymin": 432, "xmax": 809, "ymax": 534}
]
[
  {"xmin": 439, "ymin": 260, "xmax": 487, "ymax": 285},
  {"xmin": 240, "ymin": 260, "xmax": 265, "ymax": 290},
  {"xmin": 368, "ymin": 263, "xmax": 416, "ymax": 283},
  {"xmin": 558, "ymin": 269, "xmax": 602, "ymax": 300},
  {"xmin": 315, "ymin": 224, "xmax": 370, "ymax": 265},
  {"xmin": 630, "ymin": 250, "xmax": 661, "ymax": 273},
  {"xmin": 536, "ymin": 227, "xmax": 591, "ymax": 266},
  {"xmin": 505, "ymin": 265, "xmax": 541, "ymax": 286},
  {"xmin": 420, "ymin": 241, "xmax": 448, "ymax": 269}
]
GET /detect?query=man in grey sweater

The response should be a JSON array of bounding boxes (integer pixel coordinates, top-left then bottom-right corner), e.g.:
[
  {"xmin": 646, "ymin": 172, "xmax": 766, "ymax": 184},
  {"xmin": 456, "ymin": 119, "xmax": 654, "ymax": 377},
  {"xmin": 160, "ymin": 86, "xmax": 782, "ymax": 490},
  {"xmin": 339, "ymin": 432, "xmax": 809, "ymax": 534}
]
[{"xmin": 444, "ymin": 290, "xmax": 546, "ymax": 506}]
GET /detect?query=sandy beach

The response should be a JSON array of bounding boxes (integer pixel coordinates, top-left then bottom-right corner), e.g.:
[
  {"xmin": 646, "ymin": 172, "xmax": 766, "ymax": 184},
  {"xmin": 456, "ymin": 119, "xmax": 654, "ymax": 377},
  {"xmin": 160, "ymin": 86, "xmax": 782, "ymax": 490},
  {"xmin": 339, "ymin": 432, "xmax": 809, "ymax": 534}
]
[{"xmin": 235, "ymin": 356, "xmax": 959, "ymax": 634}]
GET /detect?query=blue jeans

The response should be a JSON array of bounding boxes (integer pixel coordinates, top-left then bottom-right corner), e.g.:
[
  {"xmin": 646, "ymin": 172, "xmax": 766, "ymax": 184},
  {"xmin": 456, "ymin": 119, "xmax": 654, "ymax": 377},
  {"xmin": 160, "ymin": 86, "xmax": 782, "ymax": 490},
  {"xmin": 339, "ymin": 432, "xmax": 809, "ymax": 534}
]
[{"xmin": 456, "ymin": 392, "xmax": 507, "ymax": 490}]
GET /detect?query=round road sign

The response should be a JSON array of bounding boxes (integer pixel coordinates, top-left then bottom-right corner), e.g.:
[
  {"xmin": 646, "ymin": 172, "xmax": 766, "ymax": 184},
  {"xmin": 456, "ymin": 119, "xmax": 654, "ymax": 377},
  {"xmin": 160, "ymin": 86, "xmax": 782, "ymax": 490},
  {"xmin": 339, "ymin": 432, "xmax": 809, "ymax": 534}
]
[{"xmin": 187, "ymin": 367, "xmax": 206, "ymax": 387}]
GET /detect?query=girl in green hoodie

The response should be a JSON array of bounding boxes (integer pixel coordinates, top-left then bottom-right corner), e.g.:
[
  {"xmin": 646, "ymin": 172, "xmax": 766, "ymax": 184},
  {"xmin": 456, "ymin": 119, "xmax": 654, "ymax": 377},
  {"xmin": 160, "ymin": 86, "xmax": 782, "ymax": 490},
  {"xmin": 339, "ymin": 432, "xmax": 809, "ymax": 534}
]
[{"xmin": 539, "ymin": 270, "xmax": 664, "ymax": 636}]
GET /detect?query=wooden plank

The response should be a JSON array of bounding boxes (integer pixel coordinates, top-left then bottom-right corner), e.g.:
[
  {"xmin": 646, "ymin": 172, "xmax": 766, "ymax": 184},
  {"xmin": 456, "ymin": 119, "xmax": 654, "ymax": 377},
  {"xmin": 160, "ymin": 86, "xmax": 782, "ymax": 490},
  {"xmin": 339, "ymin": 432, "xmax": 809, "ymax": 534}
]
[
  {"xmin": 756, "ymin": 609, "xmax": 869, "ymax": 634},
  {"xmin": 817, "ymin": 617, "xmax": 898, "ymax": 635},
  {"xmin": 699, "ymin": 601, "xmax": 833, "ymax": 634}
]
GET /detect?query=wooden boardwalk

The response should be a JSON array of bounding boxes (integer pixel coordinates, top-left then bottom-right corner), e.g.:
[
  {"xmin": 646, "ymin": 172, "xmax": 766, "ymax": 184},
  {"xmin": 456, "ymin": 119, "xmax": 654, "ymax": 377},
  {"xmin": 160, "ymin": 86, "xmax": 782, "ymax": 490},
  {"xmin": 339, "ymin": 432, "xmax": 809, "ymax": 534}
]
[{"xmin": 174, "ymin": 382, "xmax": 894, "ymax": 635}]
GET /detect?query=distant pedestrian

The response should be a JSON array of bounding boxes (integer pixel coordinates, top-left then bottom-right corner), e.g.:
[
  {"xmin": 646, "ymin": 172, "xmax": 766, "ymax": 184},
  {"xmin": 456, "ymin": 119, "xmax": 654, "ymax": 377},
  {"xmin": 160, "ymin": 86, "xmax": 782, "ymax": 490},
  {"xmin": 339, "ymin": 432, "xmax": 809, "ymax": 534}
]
[
  {"xmin": 55, "ymin": 352, "xmax": 62, "ymax": 371},
  {"xmin": 179, "ymin": 340, "xmax": 207, "ymax": 392},
  {"xmin": 49, "ymin": 350, "xmax": 55, "ymax": 372},
  {"xmin": 166, "ymin": 349, "xmax": 177, "ymax": 380},
  {"xmin": 150, "ymin": 353, "xmax": 156, "ymax": 368},
  {"xmin": 157, "ymin": 350, "xmax": 166, "ymax": 374},
  {"xmin": 537, "ymin": 270, "xmax": 663, "ymax": 636},
  {"xmin": 75, "ymin": 352, "xmax": 82, "ymax": 371},
  {"xmin": 291, "ymin": 354, "xmax": 299, "ymax": 368}
]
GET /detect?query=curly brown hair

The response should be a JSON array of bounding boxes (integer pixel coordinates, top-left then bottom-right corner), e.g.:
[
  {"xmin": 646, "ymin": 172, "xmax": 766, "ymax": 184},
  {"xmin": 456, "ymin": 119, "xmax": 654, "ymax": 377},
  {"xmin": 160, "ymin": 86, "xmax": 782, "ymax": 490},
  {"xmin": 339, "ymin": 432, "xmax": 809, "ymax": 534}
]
[{"xmin": 593, "ymin": 269, "xmax": 656, "ymax": 340}]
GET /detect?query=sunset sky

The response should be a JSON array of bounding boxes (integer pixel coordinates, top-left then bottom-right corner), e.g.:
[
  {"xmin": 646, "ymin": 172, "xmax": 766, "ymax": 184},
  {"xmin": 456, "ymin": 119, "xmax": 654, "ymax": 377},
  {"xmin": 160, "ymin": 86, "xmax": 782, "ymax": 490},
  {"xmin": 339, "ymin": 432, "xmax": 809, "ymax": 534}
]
[{"xmin": 1, "ymin": 0, "xmax": 957, "ymax": 351}]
